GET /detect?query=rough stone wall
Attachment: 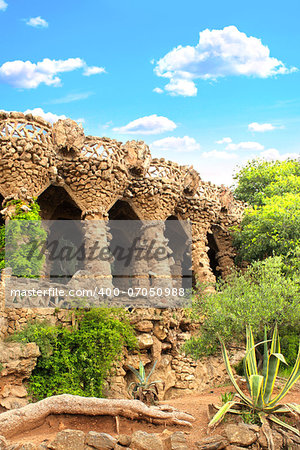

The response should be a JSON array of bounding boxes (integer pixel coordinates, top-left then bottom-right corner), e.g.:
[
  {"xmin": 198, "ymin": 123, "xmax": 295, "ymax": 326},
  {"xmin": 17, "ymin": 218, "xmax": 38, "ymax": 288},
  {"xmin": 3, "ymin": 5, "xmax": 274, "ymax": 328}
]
[
  {"xmin": 0, "ymin": 306, "xmax": 241, "ymax": 408},
  {"xmin": 0, "ymin": 111, "xmax": 245, "ymax": 284}
]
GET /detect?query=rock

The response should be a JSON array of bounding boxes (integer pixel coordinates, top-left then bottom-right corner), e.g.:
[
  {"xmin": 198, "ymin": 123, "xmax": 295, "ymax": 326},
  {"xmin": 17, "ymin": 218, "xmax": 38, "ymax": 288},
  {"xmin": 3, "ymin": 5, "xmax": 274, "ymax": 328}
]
[
  {"xmin": 0, "ymin": 396, "xmax": 28, "ymax": 410},
  {"xmin": 9, "ymin": 385, "xmax": 27, "ymax": 398},
  {"xmin": 134, "ymin": 320, "xmax": 153, "ymax": 332},
  {"xmin": 137, "ymin": 334, "xmax": 153, "ymax": 350},
  {"xmin": 163, "ymin": 431, "xmax": 188, "ymax": 450},
  {"xmin": 49, "ymin": 429, "xmax": 85, "ymax": 449},
  {"xmin": 117, "ymin": 435, "xmax": 131, "ymax": 447},
  {"xmin": 224, "ymin": 424, "xmax": 257, "ymax": 446},
  {"xmin": 195, "ymin": 434, "xmax": 227, "ymax": 449},
  {"xmin": 153, "ymin": 323, "xmax": 167, "ymax": 341},
  {"xmin": 0, "ymin": 435, "xmax": 7, "ymax": 449},
  {"xmin": 122, "ymin": 140, "xmax": 151, "ymax": 176},
  {"xmin": 85, "ymin": 431, "xmax": 117, "ymax": 449},
  {"xmin": 131, "ymin": 431, "xmax": 163, "ymax": 450},
  {"xmin": 52, "ymin": 119, "xmax": 85, "ymax": 153},
  {"xmin": 228, "ymin": 447, "xmax": 247, "ymax": 450},
  {"xmin": 16, "ymin": 444, "xmax": 38, "ymax": 450}
]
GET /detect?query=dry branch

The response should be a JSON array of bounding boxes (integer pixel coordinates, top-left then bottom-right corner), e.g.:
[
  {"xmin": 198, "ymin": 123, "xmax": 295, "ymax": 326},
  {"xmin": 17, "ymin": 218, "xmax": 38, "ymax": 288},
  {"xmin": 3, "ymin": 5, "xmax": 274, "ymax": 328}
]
[{"xmin": 0, "ymin": 394, "xmax": 195, "ymax": 437}]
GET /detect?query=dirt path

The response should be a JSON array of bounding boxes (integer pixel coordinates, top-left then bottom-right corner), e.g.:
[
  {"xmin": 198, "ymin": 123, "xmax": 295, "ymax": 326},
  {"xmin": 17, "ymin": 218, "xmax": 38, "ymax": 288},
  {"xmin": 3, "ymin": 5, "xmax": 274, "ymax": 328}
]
[{"xmin": 6, "ymin": 387, "xmax": 300, "ymax": 449}]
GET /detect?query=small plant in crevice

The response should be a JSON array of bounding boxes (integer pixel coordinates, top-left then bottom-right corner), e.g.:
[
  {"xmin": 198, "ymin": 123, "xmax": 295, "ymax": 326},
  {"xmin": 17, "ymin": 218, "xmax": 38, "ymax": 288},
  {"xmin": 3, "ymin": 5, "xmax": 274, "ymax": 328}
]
[
  {"xmin": 221, "ymin": 391, "xmax": 235, "ymax": 405},
  {"xmin": 127, "ymin": 360, "xmax": 163, "ymax": 405}
]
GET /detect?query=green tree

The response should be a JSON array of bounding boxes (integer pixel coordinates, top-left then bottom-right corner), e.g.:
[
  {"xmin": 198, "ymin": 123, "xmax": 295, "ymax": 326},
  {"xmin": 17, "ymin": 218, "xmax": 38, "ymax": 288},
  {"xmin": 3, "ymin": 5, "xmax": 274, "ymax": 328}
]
[{"xmin": 233, "ymin": 158, "xmax": 300, "ymax": 206}]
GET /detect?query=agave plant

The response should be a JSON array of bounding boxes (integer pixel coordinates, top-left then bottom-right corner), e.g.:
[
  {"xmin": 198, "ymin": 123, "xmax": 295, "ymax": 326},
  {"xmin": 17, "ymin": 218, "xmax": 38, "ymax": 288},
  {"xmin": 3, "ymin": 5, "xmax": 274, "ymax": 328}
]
[
  {"xmin": 127, "ymin": 360, "xmax": 162, "ymax": 404},
  {"xmin": 209, "ymin": 325, "xmax": 300, "ymax": 438}
]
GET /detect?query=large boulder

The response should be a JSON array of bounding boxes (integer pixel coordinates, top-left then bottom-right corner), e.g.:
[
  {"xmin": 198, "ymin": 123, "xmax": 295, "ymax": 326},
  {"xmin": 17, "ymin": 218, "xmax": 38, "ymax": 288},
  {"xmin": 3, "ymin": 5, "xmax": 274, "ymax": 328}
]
[
  {"xmin": 0, "ymin": 341, "xmax": 40, "ymax": 410},
  {"xmin": 52, "ymin": 119, "xmax": 85, "ymax": 153}
]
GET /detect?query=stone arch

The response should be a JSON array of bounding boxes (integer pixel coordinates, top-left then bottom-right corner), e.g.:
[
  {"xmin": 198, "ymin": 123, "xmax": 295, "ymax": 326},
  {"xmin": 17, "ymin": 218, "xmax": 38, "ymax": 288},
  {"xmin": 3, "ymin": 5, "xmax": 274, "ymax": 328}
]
[
  {"xmin": 207, "ymin": 231, "xmax": 222, "ymax": 280},
  {"xmin": 108, "ymin": 200, "xmax": 142, "ymax": 290},
  {"xmin": 108, "ymin": 200, "xmax": 141, "ymax": 221},
  {"xmin": 165, "ymin": 215, "xmax": 192, "ymax": 289},
  {"xmin": 38, "ymin": 186, "xmax": 84, "ymax": 283},
  {"xmin": 38, "ymin": 185, "xmax": 82, "ymax": 220}
]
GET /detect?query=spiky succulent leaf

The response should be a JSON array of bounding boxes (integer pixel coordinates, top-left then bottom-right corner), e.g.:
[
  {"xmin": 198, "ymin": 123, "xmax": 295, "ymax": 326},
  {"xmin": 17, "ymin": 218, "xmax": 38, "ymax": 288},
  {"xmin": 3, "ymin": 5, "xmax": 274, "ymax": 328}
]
[
  {"xmin": 139, "ymin": 361, "xmax": 146, "ymax": 381},
  {"xmin": 268, "ymin": 414, "xmax": 300, "ymax": 437},
  {"xmin": 145, "ymin": 360, "xmax": 157, "ymax": 384},
  {"xmin": 263, "ymin": 353, "xmax": 287, "ymax": 405},
  {"xmin": 208, "ymin": 400, "xmax": 238, "ymax": 427},
  {"xmin": 127, "ymin": 365, "xmax": 143, "ymax": 383},
  {"xmin": 267, "ymin": 342, "xmax": 300, "ymax": 408},
  {"xmin": 262, "ymin": 327, "xmax": 269, "ymax": 390},
  {"xmin": 249, "ymin": 374, "xmax": 264, "ymax": 408},
  {"xmin": 220, "ymin": 339, "xmax": 252, "ymax": 406}
]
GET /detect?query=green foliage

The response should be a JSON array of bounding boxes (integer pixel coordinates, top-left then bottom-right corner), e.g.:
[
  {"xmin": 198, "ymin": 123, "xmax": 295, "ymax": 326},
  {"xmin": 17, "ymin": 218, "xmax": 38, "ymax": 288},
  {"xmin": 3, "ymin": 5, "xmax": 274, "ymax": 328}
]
[
  {"xmin": 209, "ymin": 326, "xmax": 300, "ymax": 437},
  {"xmin": 233, "ymin": 193, "xmax": 300, "ymax": 264},
  {"xmin": 0, "ymin": 199, "xmax": 46, "ymax": 276},
  {"xmin": 233, "ymin": 158, "xmax": 300, "ymax": 207},
  {"xmin": 9, "ymin": 308, "xmax": 137, "ymax": 400},
  {"xmin": 184, "ymin": 257, "xmax": 300, "ymax": 359},
  {"xmin": 221, "ymin": 391, "xmax": 234, "ymax": 405},
  {"xmin": 232, "ymin": 159, "xmax": 300, "ymax": 273}
]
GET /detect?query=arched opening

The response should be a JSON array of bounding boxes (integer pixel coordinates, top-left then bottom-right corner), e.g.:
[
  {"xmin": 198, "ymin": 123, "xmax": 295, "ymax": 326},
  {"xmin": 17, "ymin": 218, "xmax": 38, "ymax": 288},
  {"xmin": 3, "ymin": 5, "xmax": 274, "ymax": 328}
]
[
  {"xmin": 207, "ymin": 232, "xmax": 222, "ymax": 280},
  {"xmin": 108, "ymin": 200, "xmax": 141, "ymax": 289},
  {"xmin": 108, "ymin": 200, "xmax": 140, "ymax": 221},
  {"xmin": 165, "ymin": 216, "xmax": 192, "ymax": 290},
  {"xmin": 38, "ymin": 185, "xmax": 82, "ymax": 221},
  {"xmin": 38, "ymin": 186, "xmax": 84, "ymax": 283}
]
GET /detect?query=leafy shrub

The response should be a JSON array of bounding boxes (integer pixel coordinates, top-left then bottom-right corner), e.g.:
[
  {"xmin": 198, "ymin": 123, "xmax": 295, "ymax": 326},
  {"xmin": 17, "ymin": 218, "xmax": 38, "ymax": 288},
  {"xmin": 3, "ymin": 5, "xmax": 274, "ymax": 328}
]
[
  {"xmin": 9, "ymin": 308, "xmax": 137, "ymax": 400},
  {"xmin": 184, "ymin": 257, "xmax": 300, "ymax": 359}
]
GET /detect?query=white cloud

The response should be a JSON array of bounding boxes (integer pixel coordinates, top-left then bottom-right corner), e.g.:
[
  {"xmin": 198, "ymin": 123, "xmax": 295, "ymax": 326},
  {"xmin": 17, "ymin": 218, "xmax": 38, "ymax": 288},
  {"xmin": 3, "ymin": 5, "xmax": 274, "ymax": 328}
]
[
  {"xmin": 23, "ymin": 108, "xmax": 66, "ymax": 124},
  {"xmin": 216, "ymin": 137, "xmax": 232, "ymax": 144},
  {"xmin": 226, "ymin": 141, "xmax": 264, "ymax": 151},
  {"xmin": 113, "ymin": 114, "xmax": 177, "ymax": 135},
  {"xmin": 154, "ymin": 25, "xmax": 297, "ymax": 96},
  {"xmin": 150, "ymin": 136, "xmax": 200, "ymax": 153},
  {"xmin": 83, "ymin": 66, "xmax": 105, "ymax": 76},
  {"xmin": 0, "ymin": 58, "xmax": 105, "ymax": 89},
  {"xmin": 0, "ymin": 0, "xmax": 7, "ymax": 11},
  {"xmin": 248, "ymin": 122, "xmax": 276, "ymax": 132},
  {"xmin": 260, "ymin": 148, "xmax": 299, "ymax": 161},
  {"xmin": 202, "ymin": 150, "xmax": 237, "ymax": 160},
  {"xmin": 165, "ymin": 79, "xmax": 197, "ymax": 97},
  {"xmin": 26, "ymin": 16, "xmax": 48, "ymax": 28},
  {"xmin": 153, "ymin": 87, "xmax": 163, "ymax": 94}
]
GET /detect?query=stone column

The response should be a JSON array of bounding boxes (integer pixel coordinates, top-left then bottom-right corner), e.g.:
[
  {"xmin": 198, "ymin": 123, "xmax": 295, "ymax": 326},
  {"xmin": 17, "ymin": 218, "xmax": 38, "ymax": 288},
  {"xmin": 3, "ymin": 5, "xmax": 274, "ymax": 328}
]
[
  {"xmin": 131, "ymin": 221, "xmax": 174, "ymax": 293},
  {"xmin": 74, "ymin": 209, "xmax": 113, "ymax": 294},
  {"xmin": 191, "ymin": 222, "xmax": 216, "ymax": 285}
]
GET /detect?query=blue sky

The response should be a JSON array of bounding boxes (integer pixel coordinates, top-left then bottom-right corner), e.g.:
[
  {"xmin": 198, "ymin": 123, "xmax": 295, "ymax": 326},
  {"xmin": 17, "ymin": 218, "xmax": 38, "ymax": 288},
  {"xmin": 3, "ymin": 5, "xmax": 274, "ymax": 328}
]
[{"xmin": 0, "ymin": 0, "xmax": 299, "ymax": 185}]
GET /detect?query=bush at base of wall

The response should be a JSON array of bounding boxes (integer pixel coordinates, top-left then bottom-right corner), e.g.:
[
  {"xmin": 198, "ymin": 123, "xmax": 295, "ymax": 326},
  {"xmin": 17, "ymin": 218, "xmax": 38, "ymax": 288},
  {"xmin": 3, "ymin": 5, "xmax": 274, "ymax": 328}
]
[{"xmin": 8, "ymin": 308, "xmax": 137, "ymax": 400}]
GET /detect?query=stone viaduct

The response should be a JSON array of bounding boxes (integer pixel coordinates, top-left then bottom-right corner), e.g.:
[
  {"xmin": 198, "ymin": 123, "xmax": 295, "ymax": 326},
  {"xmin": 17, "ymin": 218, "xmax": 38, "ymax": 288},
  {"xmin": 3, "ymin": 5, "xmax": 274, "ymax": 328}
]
[{"xmin": 0, "ymin": 111, "xmax": 244, "ymax": 292}]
